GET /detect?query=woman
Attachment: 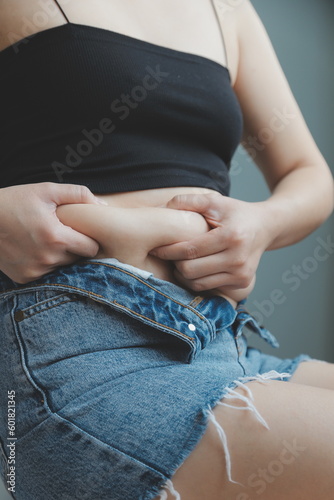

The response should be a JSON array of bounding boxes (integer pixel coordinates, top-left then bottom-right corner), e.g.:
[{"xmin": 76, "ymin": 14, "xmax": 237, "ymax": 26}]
[{"xmin": 0, "ymin": 1, "xmax": 333, "ymax": 499}]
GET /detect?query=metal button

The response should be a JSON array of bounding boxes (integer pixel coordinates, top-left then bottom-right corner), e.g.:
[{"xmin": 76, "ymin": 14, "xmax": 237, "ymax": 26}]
[
  {"xmin": 14, "ymin": 310, "xmax": 25, "ymax": 322},
  {"xmin": 188, "ymin": 323, "xmax": 196, "ymax": 332}
]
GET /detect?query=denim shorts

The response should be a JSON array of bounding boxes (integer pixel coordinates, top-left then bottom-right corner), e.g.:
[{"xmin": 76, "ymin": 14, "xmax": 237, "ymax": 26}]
[{"xmin": 0, "ymin": 258, "xmax": 312, "ymax": 500}]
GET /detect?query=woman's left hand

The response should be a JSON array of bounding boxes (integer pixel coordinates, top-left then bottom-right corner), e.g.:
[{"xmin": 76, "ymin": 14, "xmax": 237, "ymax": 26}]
[{"xmin": 150, "ymin": 193, "xmax": 272, "ymax": 295}]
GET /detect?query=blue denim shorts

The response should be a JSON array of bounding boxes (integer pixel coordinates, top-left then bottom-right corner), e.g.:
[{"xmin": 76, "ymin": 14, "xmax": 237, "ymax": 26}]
[{"xmin": 0, "ymin": 259, "xmax": 312, "ymax": 499}]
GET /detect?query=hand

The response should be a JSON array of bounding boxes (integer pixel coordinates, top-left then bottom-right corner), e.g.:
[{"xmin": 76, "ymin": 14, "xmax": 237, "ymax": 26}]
[
  {"xmin": 0, "ymin": 182, "xmax": 105, "ymax": 284},
  {"xmin": 150, "ymin": 193, "xmax": 271, "ymax": 295}
]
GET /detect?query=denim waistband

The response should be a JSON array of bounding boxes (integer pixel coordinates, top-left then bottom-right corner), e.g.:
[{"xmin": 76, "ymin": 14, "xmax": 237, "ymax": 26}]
[{"xmin": 0, "ymin": 259, "xmax": 279, "ymax": 362}]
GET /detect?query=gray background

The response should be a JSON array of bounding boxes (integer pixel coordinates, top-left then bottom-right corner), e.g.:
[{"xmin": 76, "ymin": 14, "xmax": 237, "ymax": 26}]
[{"xmin": 0, "ymin": 0, "xmax": 333, "ymax": 499}]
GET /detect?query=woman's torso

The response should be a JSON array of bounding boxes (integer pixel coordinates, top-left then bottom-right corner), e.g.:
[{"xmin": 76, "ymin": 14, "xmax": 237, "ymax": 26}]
[{"xmin": 0, "ymin": 0, "xmax": 244, "ymax": 305}]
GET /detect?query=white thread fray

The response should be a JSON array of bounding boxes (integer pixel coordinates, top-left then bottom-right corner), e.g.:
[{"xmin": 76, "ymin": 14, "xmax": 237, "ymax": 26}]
[
  {"xmin": 206, "ymin": 371, "xmax": 290, "ymax": 485},
  {"xmin": 239, "ymin": 370, "xmax": 291, "ymax": 384},
  {"xmin": 217, "ymin": 382, "xmax": 269, "ymax": 430},
  {"xmin": 158, "ymin": 479, "xmax": 181, "ymax": 500},
  {"xmin": 215, "ymin": 371, "xmax": 291, "ymax": 431},
  {"xmin": 158, "ymin": 371, "xmax": 290, "ymax": 496},
  {"xmin": 207, "ymin": 409, "xmax": 243, "ymax": 486},
  {"xmin": 158, "ymin": 490, "xmax": 168, "ymax": 500}
]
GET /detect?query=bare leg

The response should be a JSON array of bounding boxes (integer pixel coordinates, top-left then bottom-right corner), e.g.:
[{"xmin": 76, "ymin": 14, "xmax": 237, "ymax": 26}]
[
  {"xmin": 290, "ymin": 359, "xmax": 334, "ymax": 391},
  {"xmin": 155, "ymin": 379, "xmax": 334, "ymax": 500}
]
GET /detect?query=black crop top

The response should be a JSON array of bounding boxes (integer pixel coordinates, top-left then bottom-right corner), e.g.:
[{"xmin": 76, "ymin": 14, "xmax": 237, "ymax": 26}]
[{"xmin": 0, "ymin": 23, "xmax": 243, "ymax": 196}]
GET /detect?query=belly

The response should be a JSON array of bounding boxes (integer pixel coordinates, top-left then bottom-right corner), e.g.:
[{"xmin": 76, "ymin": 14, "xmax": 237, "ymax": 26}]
[
  {"xmin": 56, "ymin": 186, "xmax": 241, "ymax": 308},
  {"xmin": 57, "ymin": 188, "xmax": 211, "ymax": 281},
  {"xmin": 95, "ymin": 186, "xmax": 216, "ymax": 208},
  {"xmin": 96, "ymin": 187, "xmax": 215, "ymax": 282}
]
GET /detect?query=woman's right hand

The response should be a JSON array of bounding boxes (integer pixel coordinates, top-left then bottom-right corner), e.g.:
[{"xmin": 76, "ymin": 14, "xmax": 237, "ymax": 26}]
[{"xmin": 0, "ymin": 182, "xmax": 104, "ymax": 284}]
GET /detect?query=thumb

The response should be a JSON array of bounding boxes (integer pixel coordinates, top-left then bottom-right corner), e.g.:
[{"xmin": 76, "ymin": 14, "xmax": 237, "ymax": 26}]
[
  {"xmin": 166, "ymin": 193, "xmax": 224, "ymax": 223},
  {"xmin": 50, "ymin": 183, "xmax": 108, "ymax": 206}
]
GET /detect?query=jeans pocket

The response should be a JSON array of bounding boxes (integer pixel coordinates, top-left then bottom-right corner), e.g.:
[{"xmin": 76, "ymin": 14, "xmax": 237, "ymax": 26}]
[{"xmin": 13, "ymin": 290, "xmax": 80, "ymax": 323}]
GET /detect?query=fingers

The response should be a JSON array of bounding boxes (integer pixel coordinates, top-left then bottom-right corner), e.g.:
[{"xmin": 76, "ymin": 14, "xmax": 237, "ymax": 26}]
[
  {"xmin": 172, "ymin": 253, "xmax": 254, "ymax": 291},
  {"xmin": 166, "ymin": 241, "xmax": 256, "ymax": 293},
  {"xmin": 172, "ymin": 268, "xmax": 243, "ymax": 292},
  {"xmin": 173, "ymin": 251, "xmax": 239, "ymax": 280},
  {"xmin": 46, "ymin": 183, "xmax": 107, "ymax": 206},
  {"xmin": 166, "ymin": 192, "xmax": 223, "ymax": 224},
  {"xmin": 151, "ymin": 228, "xmax": 226, "ymax": 260},
  {"xmin": 60, "ymin": 225, "xmax": 100, "ymax": 258}
]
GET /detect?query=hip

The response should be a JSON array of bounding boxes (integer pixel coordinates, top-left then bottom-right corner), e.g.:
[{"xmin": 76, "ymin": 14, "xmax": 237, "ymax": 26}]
[{"xmin": 0, "ymin": 258, "xmax": 285, "ymax": 500}]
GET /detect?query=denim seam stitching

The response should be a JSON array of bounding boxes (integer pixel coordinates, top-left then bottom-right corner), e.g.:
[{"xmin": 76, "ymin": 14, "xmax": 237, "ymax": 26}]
[
  {"xmin": 188, "ymin": 296, "xmax": 205, "ymax": 308},
  {"xmin": 17, "ymin": 297, "xmax": 79, "ymax": 320},
  {"xmin": 22, "ymin": 292, "xmax": 71, "ymax": 309},
  {"xmin": 112, "ymin": 300, "xmax": 196, "ymax": 343},
  {"xmin": 13, "ymin": 286, "xmax": 197, "ymax": 343},
  {"xmin": 0, "ymin": 283, "xmax": 105, "ymax": 300},
  {"xmin": 82, "ymin": 261, "xmax": 209, "ymax": 320},
  {"xmin": 2, "ymin": 282, "xmax": 215, "ymax": 348},
  {"xmin": 1, "ymin": 278, "xmax": 207, "ymax": 321},
  {"xmin": 10, "ymin": 295, "xmax": 50, "ymax": 416}
]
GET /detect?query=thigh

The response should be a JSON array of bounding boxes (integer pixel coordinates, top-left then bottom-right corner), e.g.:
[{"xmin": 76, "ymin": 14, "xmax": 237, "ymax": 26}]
[
  {"xmin": 157, "ymin": 379, "xmax": 334, "ymax": 500},
  {"xmin": 290, "ymin": 359, "xmax": 334, "ymax": 390}
]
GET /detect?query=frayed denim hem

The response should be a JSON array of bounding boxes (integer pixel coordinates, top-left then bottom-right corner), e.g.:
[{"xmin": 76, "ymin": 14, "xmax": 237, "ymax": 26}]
[
  {"xmin": 152, "ymin": 353, "xmax": 323, "ymax": 499},
  {"xmin": 151, "ymin": 369, "xmax": 296, "ymax": 500}
]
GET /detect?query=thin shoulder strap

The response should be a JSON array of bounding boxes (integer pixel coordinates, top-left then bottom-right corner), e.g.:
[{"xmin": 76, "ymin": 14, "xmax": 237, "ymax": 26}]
[
  {"xmin": 210, "ymin": 0, "xmax": 229, "ymax": 68},
  {"xmin": 53, "ymin": 0, "xmax": 71, "ymax": 23}
]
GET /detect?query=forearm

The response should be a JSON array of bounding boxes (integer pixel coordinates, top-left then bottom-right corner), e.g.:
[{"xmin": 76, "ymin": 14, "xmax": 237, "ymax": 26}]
[{"xmin": 260, "ymin": 164, "xmax": 334, "ymax": 251}]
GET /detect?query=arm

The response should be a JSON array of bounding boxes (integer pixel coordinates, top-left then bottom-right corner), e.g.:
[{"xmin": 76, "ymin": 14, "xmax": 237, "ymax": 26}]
[
  {"xmin": 150, "ymin": 0, "xmax": 333, "ymax": 293},
  {"xmin": 234, "ymin": 0, "xmax": 333, "ymax": 249}
]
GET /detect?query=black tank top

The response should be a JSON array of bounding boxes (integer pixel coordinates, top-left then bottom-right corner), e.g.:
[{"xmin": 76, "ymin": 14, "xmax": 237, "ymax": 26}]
[{"xmin": 0, "ymin": 6, "xmax": 243, "ymax": 195}]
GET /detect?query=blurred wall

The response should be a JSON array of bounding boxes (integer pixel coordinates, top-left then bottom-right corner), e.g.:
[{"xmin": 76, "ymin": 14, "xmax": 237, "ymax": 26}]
[{"xmin": 231, "ymin": 0, "xmax": 334, "ymax": 361}]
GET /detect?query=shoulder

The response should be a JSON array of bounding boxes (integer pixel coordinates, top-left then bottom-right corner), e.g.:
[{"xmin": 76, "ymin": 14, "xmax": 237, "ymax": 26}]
[
  {"xmin": 0, "ymin": 0, "xmax": 65, "ymax": 52},
  {"xmin": 0, "ymin": 0, "xmax": 28, "ymax": 52},
  {"xmin": 211, "ymin": 0, "xmax": 258, "ymax": 86}
]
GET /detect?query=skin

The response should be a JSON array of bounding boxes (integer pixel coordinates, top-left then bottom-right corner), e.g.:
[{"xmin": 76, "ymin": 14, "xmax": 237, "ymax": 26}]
[
  {"xmin": 149, "ymin": 2, "xmax": 334, "ymax": 498},
  {"xmin": 0, "ymin": 1, "xmax": 333, "ymax": 499},
  {"xmin": 56, "ymin": 201, "xmax": 256, "ymax": 307},
  {"xmin": 150, "ymin": 1, "xmax": 334, "ymax": 296},
  {"xmin": 0, "ymin": 183, "xmax": 103, "ymax": 283},
  {"xmin": 158, "ymin": 368, "xmax": 334, "ymax": 500},
  {"xmin": 55, "ymin": 203, "xmax": 213, "ymax": 282},
  {"xmin": 0, "ymin": 0, "xmax": 230, "ymax": 285}
]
